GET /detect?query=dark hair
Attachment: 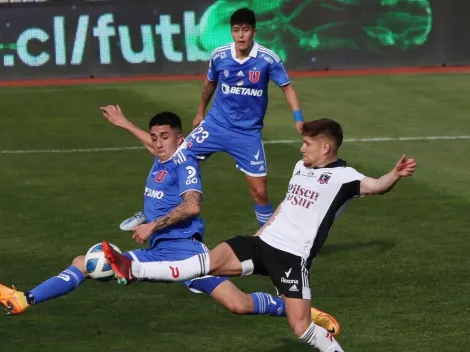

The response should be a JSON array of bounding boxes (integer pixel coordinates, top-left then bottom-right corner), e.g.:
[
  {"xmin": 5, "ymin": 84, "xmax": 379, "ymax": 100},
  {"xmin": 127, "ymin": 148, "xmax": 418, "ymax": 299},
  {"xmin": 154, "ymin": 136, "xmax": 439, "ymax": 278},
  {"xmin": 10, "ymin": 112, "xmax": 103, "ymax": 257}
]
[
  {"xmin": 148, "ymin": 111, "xmax": 182, "ymax": 133},
  {"xmin": 230, "ymin": 8, "xmax": 256, "ymax": 28},
  {"xmin": 302, "ymin": 118, "xmax": 343, "ymax": 150}
]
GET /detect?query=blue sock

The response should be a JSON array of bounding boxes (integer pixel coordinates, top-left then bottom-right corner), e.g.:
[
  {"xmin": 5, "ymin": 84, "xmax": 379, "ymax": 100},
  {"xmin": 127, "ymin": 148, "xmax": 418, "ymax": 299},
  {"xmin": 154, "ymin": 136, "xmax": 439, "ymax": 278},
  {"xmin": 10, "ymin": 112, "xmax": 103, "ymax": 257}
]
[
  {"xmin": 254, "ymin": 203, "xmax": 273, "ymax": 227},
  {"xmin": 26, "ymin": 266, "xmax": 86, "ymax": 305},
  {"xmin": 249, "ymin": 292, "xmax": 286, "ymax": 317}
]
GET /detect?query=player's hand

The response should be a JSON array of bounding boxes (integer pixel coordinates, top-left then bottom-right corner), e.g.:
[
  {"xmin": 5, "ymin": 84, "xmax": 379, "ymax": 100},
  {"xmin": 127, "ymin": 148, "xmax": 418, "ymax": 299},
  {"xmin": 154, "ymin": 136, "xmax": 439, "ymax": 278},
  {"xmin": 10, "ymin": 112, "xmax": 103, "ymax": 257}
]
[
  {"xmin": 394, "ymin": 155, "xmax": 416, "ymax": 177},
  {"xmin": 100, "ymin": 105, "xmax": 129, "ymax": 128},
  {"xmin": 192, "ymin": 114, "xmax": 204, "ymax": 130},
  {"xmin": 132, "ymin": 223, "xmax": 154, "ymax": 244},
  {"xmin": 295, "ymin": 121, "xmax": 304, "ymax": 133}
]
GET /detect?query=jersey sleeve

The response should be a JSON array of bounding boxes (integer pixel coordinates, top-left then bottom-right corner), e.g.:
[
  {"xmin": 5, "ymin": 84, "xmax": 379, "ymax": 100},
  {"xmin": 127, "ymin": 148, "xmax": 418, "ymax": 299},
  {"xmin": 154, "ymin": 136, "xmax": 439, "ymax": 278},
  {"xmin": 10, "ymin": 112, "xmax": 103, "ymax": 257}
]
[
  {"xmin": 342, "ymin": 168, "xmax": 366, "ymax": 199},
  {"xmin": 207, "ymin": 57, "xmax": 217, "ymax": 82},
  {"xmin": 269, "ymin": 59, "xmax": 291, "ymax": 87},
  {"xmin": 176, "ymin": 153, "xmax": 203, "ymax": 196},
  {"xmin": 292, "ymin": 160, "xmax": 304, "ymax": 175}
]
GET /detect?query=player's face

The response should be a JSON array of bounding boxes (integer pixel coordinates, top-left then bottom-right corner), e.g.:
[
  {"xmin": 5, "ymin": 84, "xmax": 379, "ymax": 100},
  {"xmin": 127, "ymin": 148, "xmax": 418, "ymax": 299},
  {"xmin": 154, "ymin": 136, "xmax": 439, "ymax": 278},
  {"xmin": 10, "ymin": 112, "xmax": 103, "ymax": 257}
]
[
  {"xmin": 150, "ymin": 125, "xmax": 184, "ymax": 161},
  {"xmin": 231, "ymin": 24, "xmax": 256, "ymax": 52},
  {"xmin": 300, "ymin": 135, "xmax": 332, "ymax": 167}
]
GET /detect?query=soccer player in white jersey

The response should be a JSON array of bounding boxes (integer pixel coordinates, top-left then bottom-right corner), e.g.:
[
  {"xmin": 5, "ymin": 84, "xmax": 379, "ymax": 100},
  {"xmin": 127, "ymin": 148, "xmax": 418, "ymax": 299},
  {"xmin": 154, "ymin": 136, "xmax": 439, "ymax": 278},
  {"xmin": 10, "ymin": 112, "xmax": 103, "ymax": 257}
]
[
  {"xmin": 104, "ymin": 118, "xmax": 416, "ymax": 351},
  {"xmin": 120, "ymin": 7, "xmax": 304, "ymax": 231}
]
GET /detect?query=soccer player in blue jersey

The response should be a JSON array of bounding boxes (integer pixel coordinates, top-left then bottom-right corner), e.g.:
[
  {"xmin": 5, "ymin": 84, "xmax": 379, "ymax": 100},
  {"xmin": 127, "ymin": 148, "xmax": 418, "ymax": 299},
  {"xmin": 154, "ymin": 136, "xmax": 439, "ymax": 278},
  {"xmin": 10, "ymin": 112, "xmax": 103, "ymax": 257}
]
[
  {"xmin": 120, "ymin": 7, "xmax": 304, "ymax": 231},
  {"xmin": 191, "ymin": 7, "xmax": 304, "ymax": 227},
  {"xmin": 0, "ymin": 107, "xmax": 338, "ymax": 336}
]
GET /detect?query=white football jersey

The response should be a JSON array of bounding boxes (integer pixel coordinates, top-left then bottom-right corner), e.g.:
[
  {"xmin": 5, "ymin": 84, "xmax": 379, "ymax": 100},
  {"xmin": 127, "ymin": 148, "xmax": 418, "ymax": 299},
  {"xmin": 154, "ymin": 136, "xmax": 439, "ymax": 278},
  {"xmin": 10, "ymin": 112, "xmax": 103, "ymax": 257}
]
[{"xmin": 260, "ymin": 159, "xmax": 365, "ymax": 261}]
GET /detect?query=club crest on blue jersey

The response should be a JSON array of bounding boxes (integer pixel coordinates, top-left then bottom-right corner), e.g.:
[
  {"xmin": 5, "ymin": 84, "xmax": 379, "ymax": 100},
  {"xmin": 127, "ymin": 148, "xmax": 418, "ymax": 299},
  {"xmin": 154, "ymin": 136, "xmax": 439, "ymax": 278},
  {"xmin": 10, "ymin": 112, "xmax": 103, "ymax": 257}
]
[
  {"xmin": 318, "ymin": 173, "xmax": 331, "ymax": 184},
  {"xmin": 155, "ymin": 170, "xmax": 167, "ymax": 183},
  {"xmin": 249, "ymin": 70, "xmax": 260, "ymax": 83}
]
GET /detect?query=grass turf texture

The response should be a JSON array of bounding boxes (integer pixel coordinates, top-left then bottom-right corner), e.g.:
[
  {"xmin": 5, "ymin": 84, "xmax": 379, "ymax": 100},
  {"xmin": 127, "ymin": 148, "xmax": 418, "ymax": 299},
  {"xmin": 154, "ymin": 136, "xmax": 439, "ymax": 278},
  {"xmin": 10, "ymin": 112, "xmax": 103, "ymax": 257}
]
[{"xmin": 0, "ymin": 73, "xmax": 469, "ymax": 351}]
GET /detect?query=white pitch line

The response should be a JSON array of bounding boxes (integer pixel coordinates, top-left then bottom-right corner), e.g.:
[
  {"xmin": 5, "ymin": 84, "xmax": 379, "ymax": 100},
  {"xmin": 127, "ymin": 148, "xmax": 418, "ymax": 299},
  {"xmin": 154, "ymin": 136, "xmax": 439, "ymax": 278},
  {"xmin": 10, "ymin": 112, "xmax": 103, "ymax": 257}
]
[
  {"xmin": 264, "ymin": 135, "xmax": 470, "ymax": 144},
  {"xmin": 0, "ymin": 146, "xmax": 144, "ymax": 154},
  {"xmin": 0, "ymin": 135, "xmax": 469, "ymax": 155}
]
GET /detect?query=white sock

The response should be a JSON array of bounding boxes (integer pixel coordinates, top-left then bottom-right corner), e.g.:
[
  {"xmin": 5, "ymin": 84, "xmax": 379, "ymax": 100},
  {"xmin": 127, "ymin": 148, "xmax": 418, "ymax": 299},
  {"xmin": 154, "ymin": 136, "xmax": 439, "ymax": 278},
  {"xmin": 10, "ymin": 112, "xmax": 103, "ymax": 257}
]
[
  {"xmin": 299, "ymin": 322, "xmax": 344, "ymax": 352},
  {"xmin": 131, "ymin": 253, "xmax": 210, "ymax": 282}
]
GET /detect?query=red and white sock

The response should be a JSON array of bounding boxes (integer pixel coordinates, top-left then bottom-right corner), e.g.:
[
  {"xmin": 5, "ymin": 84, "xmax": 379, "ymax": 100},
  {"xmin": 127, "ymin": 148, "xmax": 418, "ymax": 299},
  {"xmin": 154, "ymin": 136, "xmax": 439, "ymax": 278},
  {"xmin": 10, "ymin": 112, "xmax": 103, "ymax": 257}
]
[
  {"xmin": 132, "ymin": 253, "xmax": 210, "ymax": 282},
  {"xmin": 299, "ymin": 322, "xmax": 344, "ymax": 352}
]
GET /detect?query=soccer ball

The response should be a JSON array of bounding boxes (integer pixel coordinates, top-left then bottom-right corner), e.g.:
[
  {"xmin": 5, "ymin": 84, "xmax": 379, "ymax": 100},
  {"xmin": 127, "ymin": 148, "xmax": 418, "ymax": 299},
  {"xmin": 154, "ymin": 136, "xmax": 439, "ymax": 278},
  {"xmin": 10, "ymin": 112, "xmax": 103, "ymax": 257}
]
[{"xmin": 85, "ymin": 242, "xmax": 122, "ymax": 281}]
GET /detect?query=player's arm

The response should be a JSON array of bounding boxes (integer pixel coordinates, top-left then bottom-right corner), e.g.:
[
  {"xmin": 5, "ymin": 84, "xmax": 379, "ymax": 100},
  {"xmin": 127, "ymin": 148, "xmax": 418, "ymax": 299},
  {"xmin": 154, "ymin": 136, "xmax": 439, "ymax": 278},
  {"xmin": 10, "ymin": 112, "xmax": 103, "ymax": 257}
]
[
  {"xmin": 269, "ymin": 59, "xmax": 304, "ymax": 133},
  {"xmin": 193, "ymin": 57, "xmax": 218, "ymax": 129},
  {"xmin": 280, "ymin": 84, "xmax": 301, "ymax": 112},
  {"xmin": 100, "ymin": 105, "xmax": 155, "ymax": 155},
  {"xmin": 360, "ymin": 155, "xmax": 416, "ymax": 196},
  {"xmin": 150, "ymin": 191, "xmax": 202, "ymax": 232},
  {"xmin": 152, "ymin": 156, "xmax": 203, "ymax": 231},
  {"xmin": 280, "ymin": 84, "xmax": 304, "ymax": 132},
  {"xmin": 196, "ymin": 78, "xmax": 217, "ymax": 117}
]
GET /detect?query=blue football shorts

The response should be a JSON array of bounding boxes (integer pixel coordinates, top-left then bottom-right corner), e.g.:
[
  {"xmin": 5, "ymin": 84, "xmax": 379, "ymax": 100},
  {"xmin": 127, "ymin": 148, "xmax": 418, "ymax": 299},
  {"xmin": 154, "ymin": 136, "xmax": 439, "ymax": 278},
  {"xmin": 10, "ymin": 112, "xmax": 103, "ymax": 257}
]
[{"xmin": 185, "ymin": 120, "xmax": 267, "ymax": 177}]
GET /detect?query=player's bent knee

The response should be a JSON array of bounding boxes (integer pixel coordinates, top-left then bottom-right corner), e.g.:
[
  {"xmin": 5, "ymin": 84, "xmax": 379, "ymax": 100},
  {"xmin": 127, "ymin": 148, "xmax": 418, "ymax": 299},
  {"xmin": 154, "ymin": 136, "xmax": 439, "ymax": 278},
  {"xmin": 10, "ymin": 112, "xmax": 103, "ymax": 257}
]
[
  {"xmin": 71, "ymin": 255, "xmax": 87, "ymax": 275},
  {"xmin": 249, "ymin": 186, "xmax": 268, "ymax": 204},
  {"xmin": 290, "ymin": 321, "xmax": 312, "ymax": 338}
]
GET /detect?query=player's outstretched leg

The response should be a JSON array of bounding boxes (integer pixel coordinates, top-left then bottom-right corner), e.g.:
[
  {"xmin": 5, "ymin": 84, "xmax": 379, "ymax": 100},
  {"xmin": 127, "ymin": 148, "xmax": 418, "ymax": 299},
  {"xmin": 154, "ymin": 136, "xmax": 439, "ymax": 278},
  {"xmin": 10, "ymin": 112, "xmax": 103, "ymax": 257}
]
[
  {"xmin": 104, "ymin": 240, "xmax": 342, "ymax": 336},
  {"xmin": 212, "ymin": 284, "xmax": 340, "ymax": 335},
  {"xmin": 119, "ymin": 211, "xmax": 147, "ymax": 231},
  {"xmin": 208, "ymin": 280, "xmax": 340, "ymax": 335},
  {"xmin": 0, "ymin": 256, "xmax": 86, "ymax": 315},
  {"xmin": 247, "ymin": 293, "xmax": 341, "ymax": 335},
  {"xmin": 103, "ymin": 240, "xmax": 212, "ymax": 284},
  {"xmin": 204, "ymin": 279, "xmax": 286, "ymax": 317}
]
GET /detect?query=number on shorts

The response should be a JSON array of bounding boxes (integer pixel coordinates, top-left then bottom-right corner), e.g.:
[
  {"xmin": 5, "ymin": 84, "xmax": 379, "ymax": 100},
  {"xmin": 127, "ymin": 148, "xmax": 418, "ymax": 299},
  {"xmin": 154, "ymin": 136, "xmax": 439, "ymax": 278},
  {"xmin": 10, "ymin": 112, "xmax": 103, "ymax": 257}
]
[{"xmin": 190, "ymin": 126, "xmax": 209, "ymax": 144}]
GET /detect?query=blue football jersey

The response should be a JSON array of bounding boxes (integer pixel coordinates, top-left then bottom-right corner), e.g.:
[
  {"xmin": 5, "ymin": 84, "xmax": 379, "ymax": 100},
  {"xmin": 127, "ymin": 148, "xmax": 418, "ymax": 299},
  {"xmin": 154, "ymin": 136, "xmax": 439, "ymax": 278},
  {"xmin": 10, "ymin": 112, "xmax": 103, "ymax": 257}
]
[
  {"xmin": 206, "ymin": 42, "xmax": 290, "ymax": 137},
  {"xmin": 143, "ymin": 144, "xmax": 204, "ymax": 248}
]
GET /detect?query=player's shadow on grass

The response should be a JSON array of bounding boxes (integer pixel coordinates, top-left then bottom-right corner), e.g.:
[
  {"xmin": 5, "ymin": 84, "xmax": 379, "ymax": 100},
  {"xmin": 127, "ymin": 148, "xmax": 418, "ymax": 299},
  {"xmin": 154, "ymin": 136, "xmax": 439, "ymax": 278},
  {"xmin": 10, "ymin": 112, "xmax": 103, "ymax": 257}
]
[
  {"xmin": 268, "ymin": 338, "xmax": 320, "ymax": 352},
  {"xmin": 320, "ymin": 239, "xmax": 396, "ymax": 256}
]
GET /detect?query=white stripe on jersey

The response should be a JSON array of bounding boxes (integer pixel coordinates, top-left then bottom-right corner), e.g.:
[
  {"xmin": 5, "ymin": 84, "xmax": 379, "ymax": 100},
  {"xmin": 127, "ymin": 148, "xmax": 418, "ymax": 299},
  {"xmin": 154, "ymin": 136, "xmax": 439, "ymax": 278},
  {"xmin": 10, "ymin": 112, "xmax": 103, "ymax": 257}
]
[
  {"xmin": 210, "ymin": 44, "xmax": 231, "ymax": 58},
  {"xmin": 258, "ymin": 46, "xmax": 281, "ymax": 62},
  {"xmin": 174, "ymin": 150, "xmax": 186, "ymax": 165},
  {"xmin": 161, "ymin": 140, "xmax": 189, "ymax": 165}
]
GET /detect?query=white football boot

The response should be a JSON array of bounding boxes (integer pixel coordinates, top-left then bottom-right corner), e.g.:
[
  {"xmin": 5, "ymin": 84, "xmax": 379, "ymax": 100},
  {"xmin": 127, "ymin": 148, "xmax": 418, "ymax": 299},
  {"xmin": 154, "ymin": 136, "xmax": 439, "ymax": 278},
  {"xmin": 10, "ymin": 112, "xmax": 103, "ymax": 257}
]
[{"xmin": 119, "ymin": 211, "xmax": 147, "ymax": 231}]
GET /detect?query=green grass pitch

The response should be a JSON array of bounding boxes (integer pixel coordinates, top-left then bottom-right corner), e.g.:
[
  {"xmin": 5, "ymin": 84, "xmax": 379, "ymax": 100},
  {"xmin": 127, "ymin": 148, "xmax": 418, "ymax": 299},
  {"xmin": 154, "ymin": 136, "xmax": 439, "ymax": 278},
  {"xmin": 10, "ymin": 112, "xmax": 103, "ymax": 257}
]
[{"xmin": 0, "ymin": 73, "xmax": 469, "ymax": 351}]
